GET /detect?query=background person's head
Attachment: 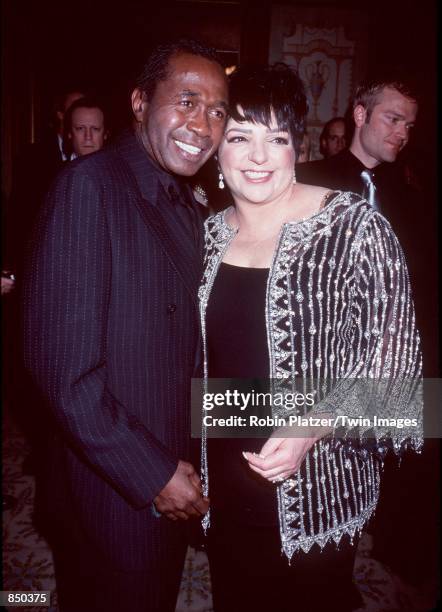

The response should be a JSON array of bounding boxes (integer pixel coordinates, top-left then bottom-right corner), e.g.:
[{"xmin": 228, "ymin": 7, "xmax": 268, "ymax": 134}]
[
  {"xmin": 53, "ymin": 88, "xmax": 85, "ymax": 136},
  {"xmin": 131, "ymin": 38, "xmax": 229, "ymax": 177},
  {"xmin": 319, "ymin": 117, "xmax": 346, "ymax": 158},
  {"xmin": 218, "ymin": 64, "xmax": 308, "ymax": 205},
  {"xmin": 297, "ymin": 131, "xmax": 311, "ymax": 163},
  {"xmin": 63, "ymin": 97, "xmax": 108, "ymax": 158},
  {"xmin": 350, "ymin": 78, "xmax": 418, "ymax": 169}
]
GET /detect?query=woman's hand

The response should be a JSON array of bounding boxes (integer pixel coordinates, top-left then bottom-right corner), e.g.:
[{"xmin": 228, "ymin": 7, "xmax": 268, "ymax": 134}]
[{"xmin": 243, "ymin": 420, "xmax": 332, "ymax": 483}]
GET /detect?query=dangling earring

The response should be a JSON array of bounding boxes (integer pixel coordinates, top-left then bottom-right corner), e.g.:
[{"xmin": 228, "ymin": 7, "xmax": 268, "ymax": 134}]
[
  {"xmin": 218, "ymin": 172, "xmax": 225, "ymax": 190},
  {"xmin": 292, "ymin": 167, "xmax": 297, "ymax": 184}
]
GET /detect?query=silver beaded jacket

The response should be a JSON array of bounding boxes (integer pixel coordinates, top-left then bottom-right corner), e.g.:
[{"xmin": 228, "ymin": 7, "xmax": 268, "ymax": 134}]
[{"xmin": 198, "ymin": 191, "xmax": 423, "ymax": 560}]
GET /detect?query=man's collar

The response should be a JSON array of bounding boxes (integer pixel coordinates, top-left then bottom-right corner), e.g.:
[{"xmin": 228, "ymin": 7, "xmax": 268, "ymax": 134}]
[
  {"xmin": 346, "ymin": 148, "xmax": 385, "ymax": 176},
  {"xmin": 116, "ymin": 130, "xmax": 170, "ymax": 202},
  {"xmin": 116, "ymin": 130, "xmax": 196, "ymax": 206}
]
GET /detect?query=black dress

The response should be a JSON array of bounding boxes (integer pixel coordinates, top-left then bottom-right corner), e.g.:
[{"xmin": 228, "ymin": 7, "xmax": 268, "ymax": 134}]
[
  {"xmin": 207, "ymin": 262, "xmax": 277, "ymax": 526},
  {"xmin": 206, "ymin": 262, "xmax": 363, "ymax": 612}
]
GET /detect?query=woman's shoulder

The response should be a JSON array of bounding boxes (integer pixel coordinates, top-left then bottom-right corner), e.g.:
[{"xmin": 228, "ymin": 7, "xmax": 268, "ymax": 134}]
[
  {"xmin": 296, "ymin": 183, "xmax": 363, "ymax": 208},
  {"xmin": 204, "ymin": 207, "xmax": 236, "ymax": 241},
  {"xmin": 296, "ymin": 183, "xmax": 331, "ymax": 199}
]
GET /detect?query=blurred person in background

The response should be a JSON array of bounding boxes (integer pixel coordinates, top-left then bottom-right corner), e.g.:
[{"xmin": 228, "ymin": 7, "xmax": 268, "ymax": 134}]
[
  {"xmin": 319, "ymin": 116, "xmax": 347, "ymax": 159},
  {"xmin": 63, "ymin": 96, "xmax": 109, "ymax": 159}
]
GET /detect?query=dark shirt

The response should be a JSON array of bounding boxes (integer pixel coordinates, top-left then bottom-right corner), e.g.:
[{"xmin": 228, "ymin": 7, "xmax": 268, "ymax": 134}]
[
  {"xmin": 297, "ymin": 149, "xmax": 419, "ymax": 232},
  {"xmin": 142, "ymin": 145, "xmax": 202, "ymax": 244}
]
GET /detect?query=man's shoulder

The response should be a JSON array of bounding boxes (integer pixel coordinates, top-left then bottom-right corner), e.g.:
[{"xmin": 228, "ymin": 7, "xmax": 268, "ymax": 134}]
[
  {"xmin": 74, "ymin": 145, "xmax": 123, "ymax": 170},
  {"xmin": 297, "ymin": 150, "xmax": 361, "ymax": 191},
  {"xmin": 296, "ymin": 155, "xmax": 344, "ymax": 187},
  {"xmin": 56, "ymin": 145, "xmax": 133, "ymax": 186}
]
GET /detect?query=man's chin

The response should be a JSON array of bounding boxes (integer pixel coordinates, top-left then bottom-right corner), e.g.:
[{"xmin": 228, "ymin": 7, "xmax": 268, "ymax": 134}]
[
  {"xmin": 166, "ymin": 155, "xmax": 211, "ymax": 177},
  {"xmin": 383, "ymin": 153, "xmax": 398, "ymax": 163},
  {"xmin": 79, "ymin": 148, "xmax": 97, "ymax": 156}
]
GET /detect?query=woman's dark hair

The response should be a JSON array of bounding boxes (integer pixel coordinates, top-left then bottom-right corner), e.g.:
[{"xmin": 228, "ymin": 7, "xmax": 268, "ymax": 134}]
[{"xmin": 228, "ymin": 64, "xmax": 308, "ymax": 156}]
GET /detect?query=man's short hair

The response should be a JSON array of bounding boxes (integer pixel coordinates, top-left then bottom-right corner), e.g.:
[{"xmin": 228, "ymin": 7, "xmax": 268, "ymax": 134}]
[
  {"xmin": 352, "ymin": 74, "xmax": 419, "ymax": 122},
  {"xmin": 63, "ymin": 96, "xmax": 108, "ymax": 133},
  {"xmin": 136, "ymin": 38, "xmax": 222, "ymax": 102},
  {"xmin": 320, "ymin": 117, "xmax": 346, "ymax": 140}
]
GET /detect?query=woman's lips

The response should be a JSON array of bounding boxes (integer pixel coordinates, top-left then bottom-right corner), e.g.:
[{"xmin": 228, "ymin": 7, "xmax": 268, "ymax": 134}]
[{"xmin": 242, "ymin": 170, "xmax": 273, "ymax": 182}]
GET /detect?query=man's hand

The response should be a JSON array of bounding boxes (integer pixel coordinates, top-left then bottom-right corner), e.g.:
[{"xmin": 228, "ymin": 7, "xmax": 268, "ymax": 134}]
[{"xmin": 153, "ymin": 460, "xmax": 209, "ymax": 521}]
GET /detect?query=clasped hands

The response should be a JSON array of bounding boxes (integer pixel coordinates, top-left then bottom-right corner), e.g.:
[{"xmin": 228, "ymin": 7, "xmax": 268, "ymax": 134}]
[
  {"xmin": 153, "ymin": 460, "xmax": 209, "ymax": 521},
  {"xmin": 243, "ymin": 419, "xmax": 332, "ymax": 484}
]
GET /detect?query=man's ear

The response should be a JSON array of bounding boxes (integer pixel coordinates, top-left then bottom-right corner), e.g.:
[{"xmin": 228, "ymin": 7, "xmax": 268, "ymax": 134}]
[
  {"xmin": 131, "ymin": 88, "xmax": 146, "ymax": 123},
  {"xmin": 353, "ymin": 104, "xmax": 367, "ymax": 127}
]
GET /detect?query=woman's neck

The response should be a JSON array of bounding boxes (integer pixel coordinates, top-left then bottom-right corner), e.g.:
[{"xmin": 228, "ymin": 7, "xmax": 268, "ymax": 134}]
[{"xmin": 229, "ymin": 189, "xmax": 297, "ymax": 239}]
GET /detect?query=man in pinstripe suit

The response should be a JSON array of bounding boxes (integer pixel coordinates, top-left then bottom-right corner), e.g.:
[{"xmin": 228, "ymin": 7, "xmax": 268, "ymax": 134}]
[{"xmin": 23, "ymin": 39, "xmax": 228, "ymax": 611}]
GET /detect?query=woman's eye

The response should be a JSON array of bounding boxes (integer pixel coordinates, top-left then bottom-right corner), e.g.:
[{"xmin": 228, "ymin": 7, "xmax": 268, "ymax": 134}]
[
  {"xmin": 273, "ymin": 137, "xmax": 289, "ymax": 145},
  {"xmin": 227, "ymin": 136, "xmax": 246, "ymax": 143},
  {"xmin": 179, "ymin": 99, "xmax": 193, "ymax": 108}
]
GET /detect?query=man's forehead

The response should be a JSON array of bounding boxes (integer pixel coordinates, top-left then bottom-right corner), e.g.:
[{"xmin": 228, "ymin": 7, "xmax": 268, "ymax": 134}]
[
  {"xmin": 166, "ymin": 52, "xmax": 225, "ymax": 82},
  {"xmin": 72, "ymin": 107, "xmax": 104, "ymax": 126},
  {"xmin": 73, "ymin": 107, "xmax": 103, "ymax": 119},
  {"xmin": 329, "ymin": 121, "xmax": 345, "ymax": 134},
  {"xmin": 376, "ymin": 86, "xmax": 418, "ymax": 110}
]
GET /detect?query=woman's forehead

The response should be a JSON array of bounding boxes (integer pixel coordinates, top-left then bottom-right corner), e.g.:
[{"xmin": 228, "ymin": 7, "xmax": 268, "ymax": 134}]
[{"xmin": 227, "ymin": 107, "xmax": 287, "ymax": 131}]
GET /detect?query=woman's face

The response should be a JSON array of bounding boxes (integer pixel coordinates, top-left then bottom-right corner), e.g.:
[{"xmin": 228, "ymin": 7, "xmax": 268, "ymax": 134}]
[{"xmin": 218, "ymin": 109, "xmax": 296, "ymax": 206}]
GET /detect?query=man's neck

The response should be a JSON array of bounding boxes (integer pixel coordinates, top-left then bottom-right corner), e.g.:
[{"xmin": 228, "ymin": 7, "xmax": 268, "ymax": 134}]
[{"xmin": 349, "ymin": 140, "xmax": 380, "ymax": 170}]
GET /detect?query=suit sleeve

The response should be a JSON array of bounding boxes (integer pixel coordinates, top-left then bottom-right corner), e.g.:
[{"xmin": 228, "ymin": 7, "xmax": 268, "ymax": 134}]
[{"xmin": 23, "ymin": 165, "xmax": 178, "ymax": 509}]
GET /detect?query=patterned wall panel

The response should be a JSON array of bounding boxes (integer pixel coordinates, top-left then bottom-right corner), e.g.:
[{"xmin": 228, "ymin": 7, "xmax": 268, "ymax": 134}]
[{"xmin": 269, "ymin": 6, "xmax": 368, "ymax": 160}]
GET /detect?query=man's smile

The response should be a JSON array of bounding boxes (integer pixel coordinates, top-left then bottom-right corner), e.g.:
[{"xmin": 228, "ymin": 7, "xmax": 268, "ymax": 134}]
[{"xmin": 173, "ymin": 139, "xmax": 203, "ymax": 156}]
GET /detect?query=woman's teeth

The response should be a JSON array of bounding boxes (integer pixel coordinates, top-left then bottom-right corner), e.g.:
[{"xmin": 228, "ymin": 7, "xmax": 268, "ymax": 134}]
[{"xmin": 244, "ymin": 170, "xmax": 271, "ymax": 179}]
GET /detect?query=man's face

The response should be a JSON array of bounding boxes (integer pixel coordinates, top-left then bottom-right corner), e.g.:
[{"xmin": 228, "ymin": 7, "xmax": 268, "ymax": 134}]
[
  {"xmin": 354, "ymin": 87, "xmax": 417, "ymax": 168},
  {"xmin": 322, "ymin": 119, "xmax": 346, "ymax": 158},
  {"xmin": 133, "ymin": 53, "xmax": 228, "ymax": 176},
  {"xmin": 69, "ymin": 107, "xmax": 107, "ymax": 156},
  {"xmin": 297, "ymin": 133, "xmax": 310, "ymax": 163}
]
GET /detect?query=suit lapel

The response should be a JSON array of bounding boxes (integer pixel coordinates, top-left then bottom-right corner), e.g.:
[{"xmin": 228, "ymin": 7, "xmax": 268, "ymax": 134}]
[{"xmin": 134, "ymin": 191, "xmax": 202, "ymax": 302}]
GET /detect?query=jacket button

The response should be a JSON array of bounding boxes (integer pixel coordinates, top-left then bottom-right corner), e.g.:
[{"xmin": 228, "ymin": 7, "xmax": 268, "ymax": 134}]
[{"xmin": 167, "ymin": 304, "xmax": 177, "ymax": 314}]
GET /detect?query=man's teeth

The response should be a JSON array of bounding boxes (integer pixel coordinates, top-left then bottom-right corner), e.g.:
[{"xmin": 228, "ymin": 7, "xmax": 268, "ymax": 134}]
[
  {"xmin": 174, "ymin": 140, "xmax": 202, "ymax": 155},
  {"xmin": 244, "ymin": 170, "xmax": 271, "ymax": 179}
]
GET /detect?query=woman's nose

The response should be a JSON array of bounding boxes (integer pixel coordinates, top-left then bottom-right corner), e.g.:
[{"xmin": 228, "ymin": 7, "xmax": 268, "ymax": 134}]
[{"xmin": 248, "ymin": 141, "xmax": 267, "ymax": 164}]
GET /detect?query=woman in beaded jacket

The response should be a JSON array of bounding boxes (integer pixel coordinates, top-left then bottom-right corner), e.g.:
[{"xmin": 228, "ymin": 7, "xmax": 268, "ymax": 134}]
[{"xmin": 199, "ymin": 65, "xmax": 422, "ymax": 611}]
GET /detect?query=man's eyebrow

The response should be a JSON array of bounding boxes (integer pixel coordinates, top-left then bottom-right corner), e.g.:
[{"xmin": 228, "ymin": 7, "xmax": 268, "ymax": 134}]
[
  {"xmin": 385, "ymin": 110, "xmax": 406, "ymax": 119},
  {"xmin": 179, "ymin": 89, "xmax": 198, "ymax": 97}
]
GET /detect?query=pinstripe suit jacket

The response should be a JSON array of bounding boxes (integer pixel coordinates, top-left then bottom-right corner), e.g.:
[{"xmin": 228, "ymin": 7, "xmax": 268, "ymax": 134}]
[{"xmin": 23, "ymin": 131, "xmax": 203, "ymax": 570}]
